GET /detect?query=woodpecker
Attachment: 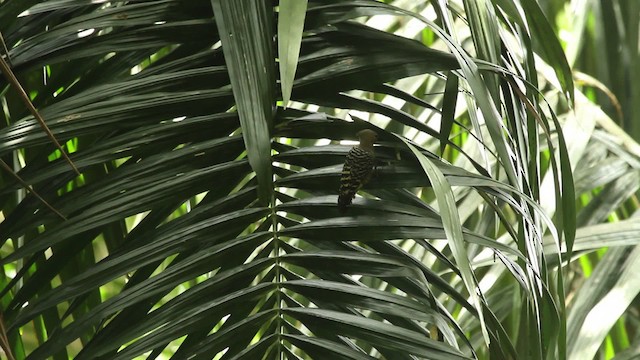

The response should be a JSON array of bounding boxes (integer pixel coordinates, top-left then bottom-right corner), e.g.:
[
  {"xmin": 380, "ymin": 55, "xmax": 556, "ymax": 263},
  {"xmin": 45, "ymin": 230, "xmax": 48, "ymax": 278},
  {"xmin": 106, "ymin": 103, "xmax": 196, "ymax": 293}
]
[{"xmin": 338, "ymin": 129, "xmax": 378, "ymax": 212}]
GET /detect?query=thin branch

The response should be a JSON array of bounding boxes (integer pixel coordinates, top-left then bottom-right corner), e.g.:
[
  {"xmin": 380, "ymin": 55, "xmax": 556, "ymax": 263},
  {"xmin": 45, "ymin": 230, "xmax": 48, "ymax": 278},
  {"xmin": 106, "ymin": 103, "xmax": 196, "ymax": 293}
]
[
  {"xmin": 0, "ymin": 311, "xmax": 15, "ymax": 360},
  {"xmin": 0, "ymin": 31, "xmax": 9, "ymax": 65},
  {"xmin": 0, "ymin": 159, "xmax": 67, "ymax": 220},
  {"xmin": 0, "ymin": 55, "xmax": 80, "ymax": 176}
]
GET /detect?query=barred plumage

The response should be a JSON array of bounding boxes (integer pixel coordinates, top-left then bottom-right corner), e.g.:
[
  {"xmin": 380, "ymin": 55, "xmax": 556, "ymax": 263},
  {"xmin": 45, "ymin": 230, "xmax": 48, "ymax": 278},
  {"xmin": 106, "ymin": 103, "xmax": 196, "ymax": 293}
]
[{"xmin": 338, "ymin": 129, "xmax": 378, "ymax": 212}]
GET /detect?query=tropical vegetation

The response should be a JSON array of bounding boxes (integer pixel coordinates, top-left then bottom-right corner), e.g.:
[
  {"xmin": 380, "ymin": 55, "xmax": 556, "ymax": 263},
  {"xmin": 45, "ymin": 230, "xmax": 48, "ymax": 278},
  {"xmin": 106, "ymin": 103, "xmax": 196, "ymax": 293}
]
[{"xmin": 0, "ymin": 0, "xmax": 639, "ymax": 359}]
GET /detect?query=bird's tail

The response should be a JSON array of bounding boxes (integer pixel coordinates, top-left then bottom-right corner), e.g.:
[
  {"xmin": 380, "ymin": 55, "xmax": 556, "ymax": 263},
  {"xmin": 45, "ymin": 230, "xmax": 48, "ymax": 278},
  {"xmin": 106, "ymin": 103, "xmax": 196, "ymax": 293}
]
[{"xmin": 337, "ymin": 193, "xmax": 353, "ymax": 213}]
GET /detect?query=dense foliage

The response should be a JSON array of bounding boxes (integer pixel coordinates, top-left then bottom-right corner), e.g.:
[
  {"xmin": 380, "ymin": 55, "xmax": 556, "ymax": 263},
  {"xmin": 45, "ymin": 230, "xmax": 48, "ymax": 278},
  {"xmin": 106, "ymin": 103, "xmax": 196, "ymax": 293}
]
[{"xmin": 0, "ymin": 1, "xmax": 639, "ymax": 359}]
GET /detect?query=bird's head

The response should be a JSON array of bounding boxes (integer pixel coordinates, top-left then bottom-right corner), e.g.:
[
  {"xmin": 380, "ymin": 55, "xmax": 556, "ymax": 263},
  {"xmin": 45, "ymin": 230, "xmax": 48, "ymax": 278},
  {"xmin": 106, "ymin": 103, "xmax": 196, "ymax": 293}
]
[{"xmin": 356, "ymin": 129, "xmax": 378, "ymax": 147}]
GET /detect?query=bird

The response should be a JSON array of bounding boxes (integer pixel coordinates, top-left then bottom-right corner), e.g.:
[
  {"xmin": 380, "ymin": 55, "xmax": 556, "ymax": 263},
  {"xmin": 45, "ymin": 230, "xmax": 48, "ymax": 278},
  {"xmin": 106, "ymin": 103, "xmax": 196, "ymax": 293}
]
[{"xmin": 338, "ymin": 129, "xmax": 378, "ymax": 213}]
